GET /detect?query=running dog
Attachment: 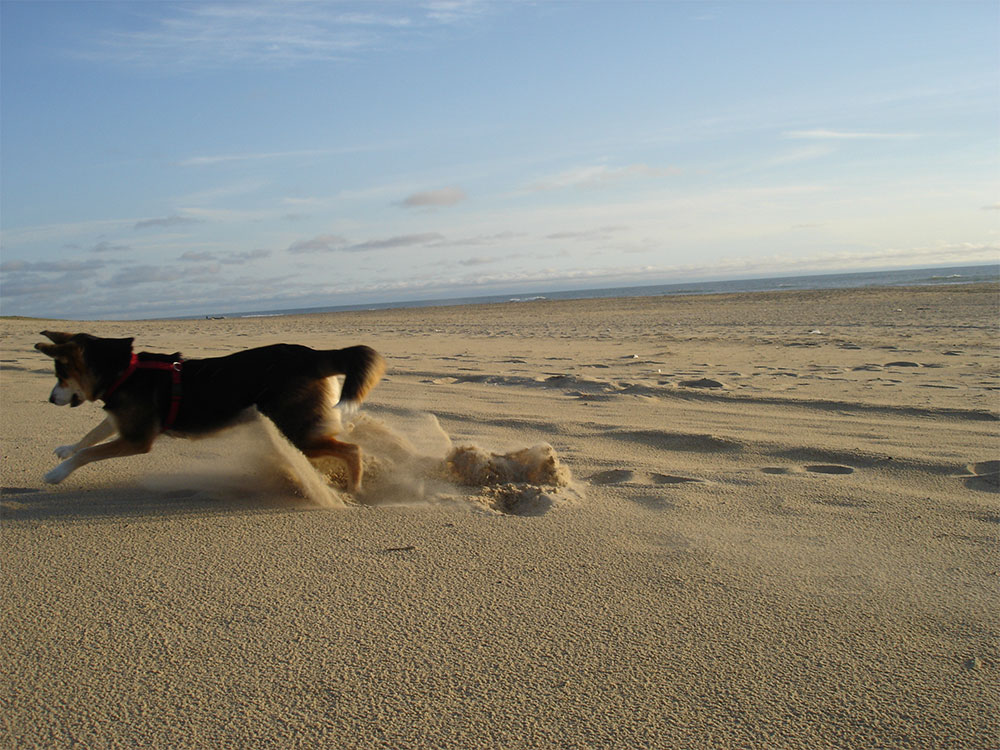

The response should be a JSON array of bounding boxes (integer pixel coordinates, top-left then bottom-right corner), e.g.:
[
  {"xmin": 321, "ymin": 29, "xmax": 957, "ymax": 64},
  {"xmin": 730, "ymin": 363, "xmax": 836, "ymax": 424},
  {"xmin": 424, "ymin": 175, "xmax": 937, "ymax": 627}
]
[{"xmin": 35, "ymin": 331, "xmax": 385, "ymax": 490}]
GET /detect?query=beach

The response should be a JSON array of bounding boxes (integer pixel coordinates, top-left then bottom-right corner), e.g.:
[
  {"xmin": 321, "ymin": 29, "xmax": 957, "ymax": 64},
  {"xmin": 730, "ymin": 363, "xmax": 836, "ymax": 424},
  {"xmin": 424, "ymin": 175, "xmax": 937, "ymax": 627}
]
[{"xmin": 2, "ymin": 284, "xmax": 997, "ymax": 748}]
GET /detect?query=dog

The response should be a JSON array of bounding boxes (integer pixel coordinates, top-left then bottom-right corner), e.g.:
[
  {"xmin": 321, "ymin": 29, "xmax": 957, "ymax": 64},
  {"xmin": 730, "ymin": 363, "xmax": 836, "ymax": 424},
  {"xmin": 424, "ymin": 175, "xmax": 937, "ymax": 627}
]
[{"xmin": 35, "ymin": 331, "xmax": 385, "ymax": 490}]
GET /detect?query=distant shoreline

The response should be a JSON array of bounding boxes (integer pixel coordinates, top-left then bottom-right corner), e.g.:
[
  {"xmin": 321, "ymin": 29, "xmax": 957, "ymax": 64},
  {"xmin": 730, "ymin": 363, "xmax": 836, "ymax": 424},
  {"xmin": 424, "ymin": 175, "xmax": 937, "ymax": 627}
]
[{"xmin": 187, "ymin": 263, "xmax": 998, "ymax": 322}]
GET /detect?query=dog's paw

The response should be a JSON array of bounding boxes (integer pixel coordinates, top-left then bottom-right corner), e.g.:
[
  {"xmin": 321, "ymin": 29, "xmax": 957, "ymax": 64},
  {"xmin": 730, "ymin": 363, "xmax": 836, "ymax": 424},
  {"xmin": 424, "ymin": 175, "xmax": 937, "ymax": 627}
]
[
  {"xmin": 43, "ymin": 463, "xmax": 72, "ymax": 484},
  {"xmin": 54, "ymin": 444, "xmax": 77, "ymax": 459}
]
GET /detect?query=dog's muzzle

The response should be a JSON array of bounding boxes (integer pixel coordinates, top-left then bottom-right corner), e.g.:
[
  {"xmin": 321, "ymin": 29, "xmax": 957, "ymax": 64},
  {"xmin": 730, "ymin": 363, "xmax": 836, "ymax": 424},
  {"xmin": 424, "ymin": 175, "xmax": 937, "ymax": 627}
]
[{"xmin": 49, "ymin": 386, "xmax": 83, "ymax": 407}]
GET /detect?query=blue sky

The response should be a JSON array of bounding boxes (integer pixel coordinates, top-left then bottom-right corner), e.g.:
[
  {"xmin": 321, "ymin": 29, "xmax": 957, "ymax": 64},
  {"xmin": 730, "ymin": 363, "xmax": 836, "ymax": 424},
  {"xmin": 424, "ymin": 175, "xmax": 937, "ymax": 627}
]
[{"xmin": 1, "ymin": 1, "xmax": 997, "ymax": 319}]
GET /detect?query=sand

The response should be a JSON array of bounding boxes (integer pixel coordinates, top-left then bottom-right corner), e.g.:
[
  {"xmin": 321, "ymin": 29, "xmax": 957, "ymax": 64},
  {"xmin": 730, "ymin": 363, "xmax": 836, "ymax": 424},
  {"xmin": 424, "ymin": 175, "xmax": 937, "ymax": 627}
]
[{"xmin": 1, "ymin": 284, "xmax": 997, "ymax": 748}]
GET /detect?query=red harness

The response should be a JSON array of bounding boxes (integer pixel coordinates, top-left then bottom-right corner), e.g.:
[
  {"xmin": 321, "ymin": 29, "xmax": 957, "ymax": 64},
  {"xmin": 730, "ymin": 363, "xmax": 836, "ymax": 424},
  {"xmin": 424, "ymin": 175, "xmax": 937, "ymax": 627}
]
[{"xmin": 104, "ymin": 353, "xmax": 184, "ymax": 430}]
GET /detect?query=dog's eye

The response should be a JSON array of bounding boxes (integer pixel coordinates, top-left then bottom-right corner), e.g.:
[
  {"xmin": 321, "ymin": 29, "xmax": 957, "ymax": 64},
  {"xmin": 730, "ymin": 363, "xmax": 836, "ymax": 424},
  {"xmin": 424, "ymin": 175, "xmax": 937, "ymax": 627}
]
[{"xmin": 55, "ymin": 362, "xmax": 67, "ymax": 379}]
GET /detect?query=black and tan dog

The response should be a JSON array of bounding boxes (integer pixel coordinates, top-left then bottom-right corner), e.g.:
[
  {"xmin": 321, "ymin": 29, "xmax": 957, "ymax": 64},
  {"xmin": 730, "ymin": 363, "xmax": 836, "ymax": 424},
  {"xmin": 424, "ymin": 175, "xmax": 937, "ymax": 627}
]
[{"xmin": 35, "ymin": 331, "xmax": 385, "ymax": 489}]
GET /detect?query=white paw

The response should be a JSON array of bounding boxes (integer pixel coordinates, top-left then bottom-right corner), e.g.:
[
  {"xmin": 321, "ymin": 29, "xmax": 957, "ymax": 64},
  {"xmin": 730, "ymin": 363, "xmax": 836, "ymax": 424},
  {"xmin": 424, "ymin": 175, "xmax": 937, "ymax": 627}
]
[
  {"xmin": 43, "ymin": 463, "xmax": 72, "ymax": 484},
  {"xmin": 55, "ymin": 444, "xmax": 77, "ymax": 459}
]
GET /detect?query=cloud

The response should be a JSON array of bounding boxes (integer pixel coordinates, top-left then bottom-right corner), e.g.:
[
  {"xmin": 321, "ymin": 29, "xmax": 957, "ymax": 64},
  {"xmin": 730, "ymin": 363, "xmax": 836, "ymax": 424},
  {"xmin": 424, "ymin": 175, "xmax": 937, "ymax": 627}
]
[
  {"xmin": 982, "ymin": 203, "xmax": 1000, "ymax": 211},
  {"xmin": 107, "ymin": 264, "xmax": 220, "ymax": 287},
  {"xmin": 400, "ymin": 187, "xmax": 467, "ymax": 208},
  {"xmin": 180, "ymin": 251, "xmax": 216, "ymax": 262},
  {"xmin": 347, "ymin": 233, "xmax": 445, "ymax": 252},
  {"xmin": 134, "ymin": 214, "xmax": 203, "ymax": 230},
  {"xmin": 78, "ymin": 2, "xmax": 492, "ymax": 70},
  {"xmin": 224, "ymin": 249, "xmax": 270, "ymax": 264},
  {"xmin": 180, "ymin": 149, "xmax": 358, "ymax": 167},
  {"xmin": 287, "ymin": 235, "xmax": 350, "ymax": 254},
  {"xmin": 423, "ymin": 0, "xmax": 492, "ymax": 24},
  {"xmin": 527, "ymin": 163, "xmax": 681, "ymax": 191},
  {"xmin": 545, "ymin": 226, "xmax": 627, "ymax": 241},
  {"xmin": 0, "ymin": 259, "xmax": 105, "ymax": 273},
  {"xmin": 180, "ymin": 249, "xmax": 269, "ymax": 264},
  {"xmin": 784, "ymin": 129, "xmax": 917, "ymax": 140},
  {"xmin": 287, "ymin": 232, "xmax": 445, "ymax": 254},
  {"xmin": 763, "ymin": 144, "xmax": 835, "ymax": 166},
  {"xmin": 91, "ymin": 240, "xmax": 131, "ymax": 254},
  {"xmin": 0, "ymin": 260, "xmax": 102, "ymax": 303},
  {"xmin": 0, "ymin": 275, "xmax": 89, "ymax": 298}
]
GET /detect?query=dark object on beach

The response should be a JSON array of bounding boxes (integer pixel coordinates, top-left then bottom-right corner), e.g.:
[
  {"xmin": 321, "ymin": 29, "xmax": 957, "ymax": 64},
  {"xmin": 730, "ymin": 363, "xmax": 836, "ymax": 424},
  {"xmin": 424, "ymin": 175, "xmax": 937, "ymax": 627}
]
[{"xmin": 680, "ymin": 378, "xmax": 725, "ymax": 389}]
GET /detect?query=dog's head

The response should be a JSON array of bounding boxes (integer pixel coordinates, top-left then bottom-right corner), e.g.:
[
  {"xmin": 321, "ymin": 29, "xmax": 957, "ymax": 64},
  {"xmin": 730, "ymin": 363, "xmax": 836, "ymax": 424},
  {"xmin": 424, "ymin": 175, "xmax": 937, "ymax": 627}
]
[{"xmin": 35, "ymin": 331, "xmax": 134, "ymax": 407}]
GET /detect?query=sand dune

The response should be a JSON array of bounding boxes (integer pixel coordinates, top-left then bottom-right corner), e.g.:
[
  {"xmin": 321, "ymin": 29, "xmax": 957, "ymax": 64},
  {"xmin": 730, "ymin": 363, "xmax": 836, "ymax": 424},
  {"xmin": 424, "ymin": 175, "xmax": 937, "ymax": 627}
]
[{"xmin": 2, "ymin": 284, "xmax": 997, "ymax": 748}]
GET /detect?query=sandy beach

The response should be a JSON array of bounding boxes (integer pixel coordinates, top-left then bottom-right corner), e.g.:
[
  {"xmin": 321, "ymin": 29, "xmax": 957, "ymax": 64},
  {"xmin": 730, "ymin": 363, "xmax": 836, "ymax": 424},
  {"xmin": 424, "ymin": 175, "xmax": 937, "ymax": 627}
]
[{"xmin": 2, "ymin": 284, "xmax": 997, "ymax": 748}]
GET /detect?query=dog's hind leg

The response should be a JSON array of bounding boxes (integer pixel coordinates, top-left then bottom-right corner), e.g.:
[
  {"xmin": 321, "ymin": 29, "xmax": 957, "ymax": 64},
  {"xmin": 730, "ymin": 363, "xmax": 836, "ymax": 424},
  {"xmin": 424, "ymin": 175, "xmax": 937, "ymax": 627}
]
[
  {"xmin": 54, "ymin": 416, "xmax": 117, "ymax": 459},
  {"xmin": 299, "ymin": 436, "xmax": 363, "ymax": 491}
]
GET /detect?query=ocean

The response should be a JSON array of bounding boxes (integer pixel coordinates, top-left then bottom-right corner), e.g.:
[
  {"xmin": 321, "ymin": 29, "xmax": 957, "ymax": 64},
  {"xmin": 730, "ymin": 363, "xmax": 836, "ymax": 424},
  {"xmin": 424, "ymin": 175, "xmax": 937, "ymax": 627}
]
[{"xmin": 219, "ymin": 263, "xmax": 999, "ymax": 319}]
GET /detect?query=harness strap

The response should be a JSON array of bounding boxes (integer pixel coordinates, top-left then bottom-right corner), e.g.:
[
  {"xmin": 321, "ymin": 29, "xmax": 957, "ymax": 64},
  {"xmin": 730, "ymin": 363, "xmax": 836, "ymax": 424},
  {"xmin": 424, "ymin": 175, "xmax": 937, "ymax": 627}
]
[{"xmin": 104, "ymin": 352, "xmax": 184, "ymax": 431}]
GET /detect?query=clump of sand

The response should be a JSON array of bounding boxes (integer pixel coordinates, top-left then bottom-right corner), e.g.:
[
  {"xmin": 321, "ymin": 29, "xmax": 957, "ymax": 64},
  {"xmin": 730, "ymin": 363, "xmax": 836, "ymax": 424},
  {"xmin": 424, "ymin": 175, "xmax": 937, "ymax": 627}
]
[
  {"xmin": 445, "ymin": 443, "xmax": 579, "ymax": 515},
  {"xmin": 446, "ymin": 443, "xmax": 571, "ymax": 486}
]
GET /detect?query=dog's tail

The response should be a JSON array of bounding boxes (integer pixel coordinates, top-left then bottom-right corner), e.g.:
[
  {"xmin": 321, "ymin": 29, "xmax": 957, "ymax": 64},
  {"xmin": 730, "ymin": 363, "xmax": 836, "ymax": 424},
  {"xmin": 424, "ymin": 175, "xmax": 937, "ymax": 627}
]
[{"xmin": 321, "ymin": 345, "xmax": 386, "ymax": 414}]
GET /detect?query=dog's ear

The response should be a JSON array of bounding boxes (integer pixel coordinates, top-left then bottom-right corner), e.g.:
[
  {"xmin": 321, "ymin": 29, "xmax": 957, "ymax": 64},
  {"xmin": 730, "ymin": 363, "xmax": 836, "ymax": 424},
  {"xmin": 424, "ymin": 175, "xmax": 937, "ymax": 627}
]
[
  {"xmin": 40, "ymin": 330, "xmax": 75, "ymax": 344},
  {"xmin": 35, "ymin": 341, "xmax": 76, "ymax": 360}
]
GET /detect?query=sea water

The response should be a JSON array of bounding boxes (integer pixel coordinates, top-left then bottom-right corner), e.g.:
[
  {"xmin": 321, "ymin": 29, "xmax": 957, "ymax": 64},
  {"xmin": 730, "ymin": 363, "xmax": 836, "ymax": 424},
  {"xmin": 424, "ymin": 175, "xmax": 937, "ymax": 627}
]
[{"xmin": 210, "ymin": 263, "xmax": 998, "ymax": 320}]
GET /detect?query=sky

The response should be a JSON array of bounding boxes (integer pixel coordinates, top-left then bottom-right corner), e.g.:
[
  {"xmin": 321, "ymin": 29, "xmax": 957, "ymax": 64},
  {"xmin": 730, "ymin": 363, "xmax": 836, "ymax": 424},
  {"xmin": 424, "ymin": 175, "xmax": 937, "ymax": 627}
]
[{"xmin": 1, "ymin": 0, "xmax": 997, "ymax": 320}]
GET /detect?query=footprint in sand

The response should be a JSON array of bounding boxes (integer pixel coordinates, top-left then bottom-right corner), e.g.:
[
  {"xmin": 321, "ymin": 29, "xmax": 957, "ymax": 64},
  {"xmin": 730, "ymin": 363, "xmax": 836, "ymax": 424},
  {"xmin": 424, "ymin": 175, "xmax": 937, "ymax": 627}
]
[
  {"xmin": 651, "ymin": 473, "xmax": 706, "ymax": 485},
  {"xmin": 804, "ymin": 464, "xmax": 855, "ymax": 475},
  {"xmin": 964, "ymin": 460, "xmax": 999, "ymax": 492},
  {"xmin": 590, "ymin": 469, "xmax": 635, "ymax": 485},
  {"xmin": 761, "ymin": 465, "xmax": 854, "ymax": 475}
]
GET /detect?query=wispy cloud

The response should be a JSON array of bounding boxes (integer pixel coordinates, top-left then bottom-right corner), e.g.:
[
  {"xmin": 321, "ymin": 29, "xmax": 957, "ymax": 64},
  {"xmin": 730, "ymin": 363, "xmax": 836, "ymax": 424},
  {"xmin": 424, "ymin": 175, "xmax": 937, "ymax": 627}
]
[
  {"xmin": 545, "ymin": 226, "xmax": 627, "ymax": 241},
  {"xmin": 527, "ymin": 163, "xmax": 682, "ymax": 191},
  {"xmin": 180, "ymin": 249, "xmax": 269, "ymax": 265},
  {"xmin": 134, "ymin": 214, "xmax": 203, "ymax": 230},
  {"xmin": 423, "ymin": 0, "xmax": 494, "ymax": 23},
  {"xmin": 0, "ymin": 275, "xmax": 89, "ymax": 299},
  {"xmin": 287, "ymin": 232, "xmax": 445, "ymax": 254},
  {"xmin": 784, "ymin": 129, "xmax": 918, "ymax": 140},
  {"xmin": 90, "ymin": 240, "xmax": 132, "ymax": 254},
  {"xmin": 178, "ymin": 148, "xmax": 376, "ymax": 167},
  {"xmin": 348, "ymin": 233, "xmax": 445, "ymax": 252},
  {"xmin": 0, "ymin": 259, "xmax": 106, "ymax": 273},
  {"xmin": 287, "ymin": 235, "xmax": 350, "ymax": 254},
  {"xmin": 763, "ymin": 144, "xmax": 835, "ymax": 166},
  {"xmin": 400, "ymin": 187, "xmax": 467, "ymax": 207},
  {"xmin": 458, "ymin": 256, "xmax": 502, "ymax": 266},
  {"xmin": 107, "ymin": 264, "xmax": 220, "ymax": 287},
  {"xmin": 79, "ymin": 2, "xmax": 495, "ymax": 69}
]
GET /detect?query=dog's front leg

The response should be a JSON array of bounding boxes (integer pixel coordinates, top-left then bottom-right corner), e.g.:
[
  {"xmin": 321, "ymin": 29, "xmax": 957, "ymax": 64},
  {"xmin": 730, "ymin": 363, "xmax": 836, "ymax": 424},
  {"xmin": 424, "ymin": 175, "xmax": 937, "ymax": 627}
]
[
  {"xmin": 55, "ymin": 416, "xmax": 117, "ymax": 459},
  {"xmin": 44, "ymin": 436, "xmax": 153, "ymax": 484}
]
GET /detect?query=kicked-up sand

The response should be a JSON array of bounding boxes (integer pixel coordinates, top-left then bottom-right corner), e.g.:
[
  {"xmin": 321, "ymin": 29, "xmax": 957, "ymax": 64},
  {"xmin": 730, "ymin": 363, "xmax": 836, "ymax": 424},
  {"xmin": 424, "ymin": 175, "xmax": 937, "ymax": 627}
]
[{"xmin": 1, "ymin": 284, "xmax": 997, "ymax": 748}]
